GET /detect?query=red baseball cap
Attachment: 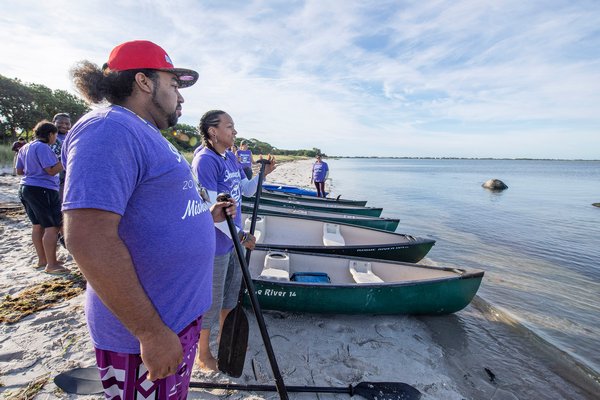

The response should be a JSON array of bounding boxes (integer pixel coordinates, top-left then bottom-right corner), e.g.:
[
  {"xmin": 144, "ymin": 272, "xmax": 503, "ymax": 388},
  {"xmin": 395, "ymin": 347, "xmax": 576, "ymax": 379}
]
[{"xmin": 107, "ymin": 40, "xmax": 198, "ymax": 88}]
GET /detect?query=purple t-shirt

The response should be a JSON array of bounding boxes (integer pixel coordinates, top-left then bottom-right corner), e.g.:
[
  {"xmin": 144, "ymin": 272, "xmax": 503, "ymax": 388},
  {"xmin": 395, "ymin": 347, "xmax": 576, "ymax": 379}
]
[
  {"xmin": 16, "ymin": 141, "xmax": 60, "ymax": 191},
  {"xmin": 236, "ymin": 149, "xmax": 252, "ymax": 168},
  {"xmin": 192, "ymin": 147, "xmax": 244, "ymax": 255},
  {"xmin": 312, "ymin": 161, "xmax": 329, "ymax": 182},
  {"xmin": 62, "ymin": 106, "xmax": 215, "ymax": 353}
]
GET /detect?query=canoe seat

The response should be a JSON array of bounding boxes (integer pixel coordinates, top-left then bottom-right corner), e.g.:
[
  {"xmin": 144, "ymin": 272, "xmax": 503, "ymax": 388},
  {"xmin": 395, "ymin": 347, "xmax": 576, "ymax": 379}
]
[
  {"xmin": 244, "ymin": 216, "xmax": 265, "ymax": 244},
  {"xmin": 323, "ymin": 223, "xmax": 345, "ymax": 246},
  {"xmin": 349, "ymin": 260, "xmax": 383, "ymax": 284},
  {"xmin": 259, "ymin": 252, "xmax": 290, "ymax": 281}
]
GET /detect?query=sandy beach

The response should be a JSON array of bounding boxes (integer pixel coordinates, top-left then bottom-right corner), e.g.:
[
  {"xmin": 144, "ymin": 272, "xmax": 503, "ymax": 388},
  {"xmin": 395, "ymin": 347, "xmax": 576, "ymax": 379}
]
[{"xmin": 0, "ymin": 160, "xmax": 596, "ymax": 399}]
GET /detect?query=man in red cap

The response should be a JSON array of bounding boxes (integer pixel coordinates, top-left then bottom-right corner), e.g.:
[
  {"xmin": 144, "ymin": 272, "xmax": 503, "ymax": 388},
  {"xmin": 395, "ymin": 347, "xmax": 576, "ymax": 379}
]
[{"xmin": 62, "ymin": 40, "xmax": 235, "ymax": 399}]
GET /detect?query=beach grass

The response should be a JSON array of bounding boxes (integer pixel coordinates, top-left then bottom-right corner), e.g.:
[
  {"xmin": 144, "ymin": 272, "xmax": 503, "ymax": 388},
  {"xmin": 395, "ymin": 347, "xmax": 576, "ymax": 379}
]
[
  {"xmin": 0, "ymin": 144, "xmax": 13, "ymax": 166},
  {"xmin": 0, "ymin": 272, "xmax": 86, "ymax": 324},
  {"xmin": 2, "ymin": 373, "xmax": 49, "ymax": 399}
]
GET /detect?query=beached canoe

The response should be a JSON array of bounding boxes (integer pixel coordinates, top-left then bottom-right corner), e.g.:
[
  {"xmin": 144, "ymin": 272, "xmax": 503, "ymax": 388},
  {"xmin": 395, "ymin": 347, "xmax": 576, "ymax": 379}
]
[
  {"xmin": 262, "ymin": 183, "xmax": 326, "ymax": 197},
  {"xmin": 241, "ymin": 204, "xmax": 400, "ymax": 232},
  {"xmin": 247, "ymin": 250, "xmax": 484, "ymax": 315},
  {"xmin": 241, "ymin": 213, "xmax": 434, "ymax": 263},
  {"xmin": 262, "ymin": 190, "xmax": 368, "ymax": 207},
  {"xmin": 243, "ymin": 196, "xmax": 383, "ymax": 217}
]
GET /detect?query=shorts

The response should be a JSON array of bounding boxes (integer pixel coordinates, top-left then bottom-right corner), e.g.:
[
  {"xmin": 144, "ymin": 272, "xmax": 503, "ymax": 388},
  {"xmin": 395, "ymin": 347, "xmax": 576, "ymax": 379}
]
[
  {"xmin": 18, "ymin": 185, "xmax": 62, "ymax": 228},
  {"xmin": 201, "ymin": 251, "xmax": 243, "ymax": 329},
  {"xmin": 95, "ymin": 317, "xmax": 202, "ymax": 400}
]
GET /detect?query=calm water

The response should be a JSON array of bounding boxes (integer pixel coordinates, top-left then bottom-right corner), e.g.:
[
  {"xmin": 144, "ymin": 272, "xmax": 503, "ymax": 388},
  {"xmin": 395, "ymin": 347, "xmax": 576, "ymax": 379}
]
[{"xmin": 327, "ymin": 158, "xmax": 600, "ymax": 376}]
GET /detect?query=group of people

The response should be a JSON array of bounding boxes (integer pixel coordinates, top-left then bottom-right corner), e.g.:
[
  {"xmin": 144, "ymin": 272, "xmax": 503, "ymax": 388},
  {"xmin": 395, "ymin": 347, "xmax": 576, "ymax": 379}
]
[
  {"xmin": 13, "ymin": 113, "xmax": 72, "ymax": 275},
  {"xmin": 13, "ymin": 40, "xmax": 280, "ymax": 399}
]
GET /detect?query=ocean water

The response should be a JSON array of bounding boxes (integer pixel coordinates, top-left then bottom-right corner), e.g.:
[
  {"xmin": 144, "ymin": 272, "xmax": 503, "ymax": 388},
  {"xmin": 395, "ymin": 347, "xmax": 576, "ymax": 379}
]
[{"xmin": 327, "ymin": 158, "xmax": 600, "ymax": 381}]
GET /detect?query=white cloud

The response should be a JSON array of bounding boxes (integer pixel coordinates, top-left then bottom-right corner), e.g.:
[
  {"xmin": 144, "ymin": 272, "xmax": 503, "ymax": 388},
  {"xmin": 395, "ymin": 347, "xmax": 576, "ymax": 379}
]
[{"xmin": 1, "ymin": 0, "xmax": 599, "ymax": 158}]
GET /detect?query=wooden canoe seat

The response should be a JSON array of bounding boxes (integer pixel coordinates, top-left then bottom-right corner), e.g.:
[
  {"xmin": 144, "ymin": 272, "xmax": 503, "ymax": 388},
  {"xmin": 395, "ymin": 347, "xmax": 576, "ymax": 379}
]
[
  {"xmin": 323, "ymin": 223, "xmax": 345, "ymax": 246},
  {"xmin": 349, "ymin": 260, "xmax": 383, "ymax": 283},
  {"xmin": 244, "ymin": 216, "xmax": 265, "ymax": 244},
  {"xmin": 259, "ymin": 252, "xmax": 290, "ymax": 281}
]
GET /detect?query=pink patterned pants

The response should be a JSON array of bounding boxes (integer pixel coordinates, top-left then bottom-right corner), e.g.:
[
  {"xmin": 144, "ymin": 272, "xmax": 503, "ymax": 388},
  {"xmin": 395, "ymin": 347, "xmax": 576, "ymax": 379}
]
[{"xmin": 94, "ymin": 317, "xmax": 201, "ymax": 400}]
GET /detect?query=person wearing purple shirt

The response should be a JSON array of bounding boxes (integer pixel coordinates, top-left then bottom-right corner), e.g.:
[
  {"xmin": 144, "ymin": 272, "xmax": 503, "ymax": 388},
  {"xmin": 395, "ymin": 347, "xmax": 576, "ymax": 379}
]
[
  {"xmin": 192, "ymin": 110, "xmax": 276, "ymax": 371},
  {"xmin": 236, "ymin": 140, "xmax": 254, "ymax": 179},
  {"xmin": 311, "ymin": 154, "xmax": 329, "ymax": 197},
  {"xmin": 61, "ymin": 40, "xmax": 236, "ymax": 399},
  {"xmin": 16, "ymin": 120, "xmax": 66, "ymax": 274}
]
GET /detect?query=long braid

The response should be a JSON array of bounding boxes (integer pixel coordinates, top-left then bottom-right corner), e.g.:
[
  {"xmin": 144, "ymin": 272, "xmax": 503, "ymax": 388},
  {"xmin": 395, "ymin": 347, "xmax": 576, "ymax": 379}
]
[{"xmin": 198, "ymin": 110, "xmax": 226, "ymax": 155}]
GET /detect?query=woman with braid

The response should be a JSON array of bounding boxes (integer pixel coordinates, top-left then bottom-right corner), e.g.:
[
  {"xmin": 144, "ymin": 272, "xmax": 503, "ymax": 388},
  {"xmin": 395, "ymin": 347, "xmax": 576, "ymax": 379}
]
[{"xmin": 192, "ymin": 110, "xmax": 276, "ymax": 371}]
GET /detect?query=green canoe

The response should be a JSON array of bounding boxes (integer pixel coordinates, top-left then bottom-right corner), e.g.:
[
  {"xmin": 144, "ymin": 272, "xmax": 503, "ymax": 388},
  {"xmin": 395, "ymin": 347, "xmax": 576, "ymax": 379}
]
[
  {"xmin": 241, "ymin": 213, "xmax": 434, "ymax": 263},
  {"xmin": 261, "ymin": 190, "xmax": 368, "ymax": 206},
  {"xmin": 243, "ymin": 196, "xmax": 383, "ymax": 217},
  {"xmin": 246, "ymin": 250, "xmax": 484, "ymax": 315},
  {"xmin": 241, "ymin": 204, "xmax": 400, "ymax": 232}
]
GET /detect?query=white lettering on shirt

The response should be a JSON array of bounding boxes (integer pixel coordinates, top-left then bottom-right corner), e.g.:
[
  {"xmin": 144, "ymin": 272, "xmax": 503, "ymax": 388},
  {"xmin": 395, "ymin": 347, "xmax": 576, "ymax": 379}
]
[{"xmin": 181, "ymin": 199, "xmax": 210, "ymax": 220}]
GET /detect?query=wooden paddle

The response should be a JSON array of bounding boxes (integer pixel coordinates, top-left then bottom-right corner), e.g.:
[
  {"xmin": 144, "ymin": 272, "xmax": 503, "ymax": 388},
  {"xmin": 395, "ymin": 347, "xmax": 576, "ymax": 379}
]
[
  {"xmin": 216, "ymin": 190, "xmax": 289, "ymax": 399},
  {"xmin": 217, "ymin": 159, "xmax": 270, "ymax": 378},
  {"xmin": 53, "ymin": 367, "xmax": 421, "ymax": 399}
]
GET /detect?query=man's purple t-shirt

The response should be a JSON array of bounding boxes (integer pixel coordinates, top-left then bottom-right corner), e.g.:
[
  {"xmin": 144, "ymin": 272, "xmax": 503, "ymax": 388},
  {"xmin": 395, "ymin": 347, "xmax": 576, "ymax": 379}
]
[
  {"xmin": 62, "ymin": 106, "xmax": 215, "ymax": 353},
  {"xmin": 236, "ymin": 149, "xmax": 252, "ymax": 168},
  {"xmin": 312, "ymin": 161, "xmax": 329, "ymax": 182},
  {"xmin": 192, "ymin": 147, "xmax": 244, "ymax": 256},
  {"xmin": 16, "ymin": 141, "xmax": 60, "ymax": 191}
]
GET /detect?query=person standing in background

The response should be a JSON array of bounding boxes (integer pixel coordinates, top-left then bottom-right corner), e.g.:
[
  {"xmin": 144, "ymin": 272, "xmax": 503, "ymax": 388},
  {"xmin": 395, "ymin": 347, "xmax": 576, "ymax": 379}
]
[
  {"xmin": 11, "ymin": 137, "xmax": 26, "ymax": 175},
  {"xmin": 50, "ymin": 113, "xmax": 71, "ymax": 201},
  {"xmin": 236, "ymin": 140, "xmax": 254, "ymax": 179},
  {"xmin": 16, "ymin": 121, "xmax": 66, "ymax": 274},
  {"xmin": 311, "ymin": 154, "xmax": 329, "ymax": 197}
]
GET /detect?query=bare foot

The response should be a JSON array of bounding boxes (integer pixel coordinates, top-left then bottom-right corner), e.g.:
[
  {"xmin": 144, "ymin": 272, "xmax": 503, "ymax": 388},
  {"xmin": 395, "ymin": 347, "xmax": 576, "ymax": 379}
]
[
  {"xmin": 44, "ymin": 265, "xmax": 70, "ymax": 275},
  {"xmin": 195, "ymin": 354, "xmax": 218, "ymax": 371}
]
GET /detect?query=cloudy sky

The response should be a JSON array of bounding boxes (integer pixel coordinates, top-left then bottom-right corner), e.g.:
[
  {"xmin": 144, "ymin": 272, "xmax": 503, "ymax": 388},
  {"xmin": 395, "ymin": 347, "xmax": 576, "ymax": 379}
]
[{"xmin": 1, "ymin": 0, "xmax": 599, "ymax": 159}]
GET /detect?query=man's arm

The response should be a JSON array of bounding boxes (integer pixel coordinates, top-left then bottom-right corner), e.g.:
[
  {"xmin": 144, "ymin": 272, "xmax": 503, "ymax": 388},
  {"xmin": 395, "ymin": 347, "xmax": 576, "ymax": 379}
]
[{"xmin": 64, "ymin": 208, "xmax": 182, "ymax": 381}]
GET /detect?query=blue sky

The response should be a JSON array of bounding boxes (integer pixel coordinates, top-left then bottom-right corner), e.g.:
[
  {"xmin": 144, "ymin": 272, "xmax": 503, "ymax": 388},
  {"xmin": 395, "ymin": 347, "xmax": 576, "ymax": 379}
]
[{"xmin": 1, "ymin": 0, "xmax": 599, "ymax": 159}]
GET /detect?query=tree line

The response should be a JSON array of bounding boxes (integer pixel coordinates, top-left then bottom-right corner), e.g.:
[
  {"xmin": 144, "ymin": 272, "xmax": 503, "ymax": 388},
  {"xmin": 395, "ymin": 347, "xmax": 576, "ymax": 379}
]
[{"xmin": 1, "ymin": 73, "xmax": 325, "ymax": 157}]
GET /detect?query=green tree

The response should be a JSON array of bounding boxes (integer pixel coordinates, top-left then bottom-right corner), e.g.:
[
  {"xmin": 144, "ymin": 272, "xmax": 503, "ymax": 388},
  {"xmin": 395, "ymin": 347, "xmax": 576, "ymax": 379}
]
[
  {"xmin": 161, "ymin": 123, "xmax": 200, "ymax": 152},
  {"xmin": 0, "ymin": 75, "xmax": 36, "ymax": 142}
]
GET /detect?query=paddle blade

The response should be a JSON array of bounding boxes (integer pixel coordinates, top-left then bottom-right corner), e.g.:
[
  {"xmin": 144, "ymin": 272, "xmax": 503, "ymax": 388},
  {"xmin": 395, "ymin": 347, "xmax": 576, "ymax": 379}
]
[
  {"xmin": 354, "ymin": 382, "xmax": 422, "ymax": 400},
  {"xmin": 217, "ymin": 304, "xmax": 250, "ymax": 377},
  {"xmin": 54, "ymin": 367, "xmax": 104, "ymax": 395}
]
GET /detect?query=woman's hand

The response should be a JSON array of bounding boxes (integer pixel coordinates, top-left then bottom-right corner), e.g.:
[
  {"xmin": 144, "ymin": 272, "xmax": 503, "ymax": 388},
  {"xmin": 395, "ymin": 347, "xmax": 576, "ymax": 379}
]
[
  {"xmin": 239, "ymin": 231, "xmax": 256, "ymax": 250},
  {"xmin": 260, "ymin": 154, "xmax": 277, "ymax": 177},
  {"xmin": 210, "ymin": 198, "xmax": 236, "ymax": 223}
]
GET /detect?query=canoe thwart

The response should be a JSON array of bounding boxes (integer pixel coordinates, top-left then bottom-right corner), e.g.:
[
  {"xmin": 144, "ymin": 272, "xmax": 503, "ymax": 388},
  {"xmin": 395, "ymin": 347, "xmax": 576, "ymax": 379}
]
[
  {"xmin": 322, "ymin": 223, "xmax": 345, "ymax": 246},
  {"xmin": 349, "ymin": 260, "xmax": 384, "ymax": 283}
]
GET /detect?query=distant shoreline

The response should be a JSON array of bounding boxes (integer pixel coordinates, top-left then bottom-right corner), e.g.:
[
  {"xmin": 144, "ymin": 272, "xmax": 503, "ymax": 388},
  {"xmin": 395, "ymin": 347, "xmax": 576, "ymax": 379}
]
[{"xmin": 327, "ymin": 156, "xmax": 600, "ymax": 161}]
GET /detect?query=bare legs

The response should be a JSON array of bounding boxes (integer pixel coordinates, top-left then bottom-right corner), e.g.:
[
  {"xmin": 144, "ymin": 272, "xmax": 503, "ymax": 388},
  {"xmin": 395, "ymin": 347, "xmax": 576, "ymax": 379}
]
[
  {"xmin": 195, "ymin": 308, "xmax": 233, "ymax": 371},
  {"xmin": 314, "ymin": 181, "xmax": 326, "ymax": 197},
  {"xmin": 32, "ymin": 225, "xmax": 66, "ymax": 272}
]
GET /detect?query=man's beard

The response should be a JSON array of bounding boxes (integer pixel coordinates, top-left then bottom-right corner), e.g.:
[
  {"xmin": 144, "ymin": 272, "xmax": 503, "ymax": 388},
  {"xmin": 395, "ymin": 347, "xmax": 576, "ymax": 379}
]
[{"xmin": 151, "ymin": 87, "xmax": 179, "ymax": 128}]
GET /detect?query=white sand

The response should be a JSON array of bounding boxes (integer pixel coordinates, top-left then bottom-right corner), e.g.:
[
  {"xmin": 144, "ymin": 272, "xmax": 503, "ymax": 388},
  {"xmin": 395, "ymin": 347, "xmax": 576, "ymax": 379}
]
[{"xmin": 0, "ymin": 163, "xmax": 467, "ymax": 399}]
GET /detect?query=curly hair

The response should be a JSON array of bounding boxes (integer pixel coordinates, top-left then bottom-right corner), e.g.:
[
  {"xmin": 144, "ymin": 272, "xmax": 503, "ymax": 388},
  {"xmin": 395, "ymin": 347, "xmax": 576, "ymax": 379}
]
[
  {"xmin": 70, "ymin": 61, "xmax": 158, "ymax": 105},
  {"xmin": 33, "ymin": 120, "xmax": 58, "ymax": 143}
]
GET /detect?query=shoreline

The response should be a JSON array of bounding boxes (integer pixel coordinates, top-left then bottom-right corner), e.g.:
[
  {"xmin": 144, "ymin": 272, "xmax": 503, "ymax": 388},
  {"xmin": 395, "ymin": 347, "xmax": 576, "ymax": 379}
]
[{"xmin": 0, "ymin": 162, "xmax": 598, "ymax": 399}]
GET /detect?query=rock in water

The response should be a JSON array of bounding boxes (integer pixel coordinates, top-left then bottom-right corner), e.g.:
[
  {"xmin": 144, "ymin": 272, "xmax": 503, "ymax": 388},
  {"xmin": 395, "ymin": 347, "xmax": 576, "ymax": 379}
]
[{"xmin": 482, "ymin": 179, "xmax": 508, "ymax": 191}]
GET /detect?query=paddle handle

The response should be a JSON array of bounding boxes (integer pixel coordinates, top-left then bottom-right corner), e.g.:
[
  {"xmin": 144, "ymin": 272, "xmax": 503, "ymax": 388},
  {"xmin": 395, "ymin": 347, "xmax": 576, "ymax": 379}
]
[
  {"xmin": 245, "ymin": 158, "xmax": 270, "ymax": 263},
  {"xmin": 217, "ymin": 193, "xmax": 289, "ymax": 400}
]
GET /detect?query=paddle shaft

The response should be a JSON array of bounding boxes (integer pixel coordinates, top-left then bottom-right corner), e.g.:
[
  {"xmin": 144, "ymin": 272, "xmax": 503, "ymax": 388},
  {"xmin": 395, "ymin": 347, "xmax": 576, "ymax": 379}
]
[
  {"xmin": 222, "ymin": 209, "xmax": 288, "ymax": 400},
  {"xmin": 190, "ymin": 381, "xmax": 352, "ymax": 394},
  {"xmin": 218, "ymin": 160, "xmax": 269, "ymax": 375}
]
